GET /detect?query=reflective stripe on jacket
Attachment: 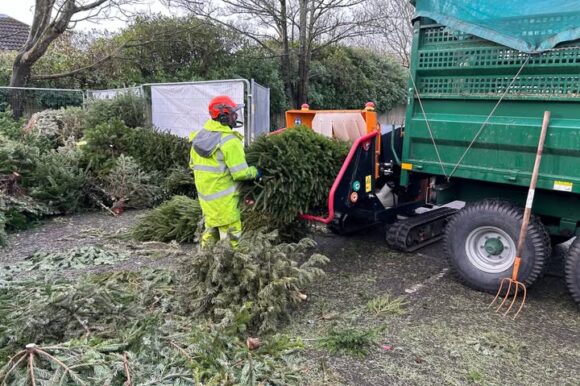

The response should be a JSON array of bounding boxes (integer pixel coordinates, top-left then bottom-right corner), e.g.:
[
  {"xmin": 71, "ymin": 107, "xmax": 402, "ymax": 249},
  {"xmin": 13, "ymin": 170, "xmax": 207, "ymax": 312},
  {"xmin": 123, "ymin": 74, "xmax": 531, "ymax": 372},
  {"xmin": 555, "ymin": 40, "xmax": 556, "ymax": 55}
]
[{"xmin": 189, "ymin": 119, "xmax": 257, "ymax": 227}]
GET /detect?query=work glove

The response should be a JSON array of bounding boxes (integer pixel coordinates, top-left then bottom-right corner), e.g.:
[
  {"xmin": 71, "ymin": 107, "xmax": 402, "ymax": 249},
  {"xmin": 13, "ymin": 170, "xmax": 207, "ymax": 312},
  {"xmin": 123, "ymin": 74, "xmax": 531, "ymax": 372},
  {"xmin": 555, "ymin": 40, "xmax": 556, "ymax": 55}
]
[{"xmin": 255, "ymin": 169, "xmax": 263, "ymax": 182}]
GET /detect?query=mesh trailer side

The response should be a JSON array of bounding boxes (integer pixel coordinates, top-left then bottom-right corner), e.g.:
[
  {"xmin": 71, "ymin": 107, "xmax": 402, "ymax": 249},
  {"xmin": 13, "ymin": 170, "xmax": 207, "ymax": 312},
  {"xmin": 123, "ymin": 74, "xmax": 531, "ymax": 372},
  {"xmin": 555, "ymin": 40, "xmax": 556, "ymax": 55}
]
[
  {"xmin": 401, "ymin": 18, "xmax": 580, "ymax": 203},
  {"xmin": 415, "ymin": 24, "xmax": 580, "ymax": 100}
]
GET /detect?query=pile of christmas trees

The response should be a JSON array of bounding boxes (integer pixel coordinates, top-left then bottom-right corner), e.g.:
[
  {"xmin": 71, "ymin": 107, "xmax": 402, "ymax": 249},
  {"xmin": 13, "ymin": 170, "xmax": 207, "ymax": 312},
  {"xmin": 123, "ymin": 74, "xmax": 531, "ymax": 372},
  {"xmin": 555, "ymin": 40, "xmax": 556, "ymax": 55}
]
[
  {"xmin": 0, "ymin": 127, "xmax": 347, "ymax": 384},
  {"xmin": 133, "ymin": 126, "xmax": 349, "ymax": 241},
  {"xmin": 0, "ymin": 231, "xmax": 327, "ymax": 385}
]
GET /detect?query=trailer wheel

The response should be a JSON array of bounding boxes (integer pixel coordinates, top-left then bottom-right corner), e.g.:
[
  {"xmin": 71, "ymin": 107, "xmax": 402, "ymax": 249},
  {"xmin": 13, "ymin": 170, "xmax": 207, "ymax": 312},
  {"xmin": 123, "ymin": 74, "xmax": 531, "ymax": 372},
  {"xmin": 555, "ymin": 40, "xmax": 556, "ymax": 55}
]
[
  {"xmin": 444, "ymin": 200, "xmax": 550, "ymax": 293},
  {"xmin": 565, "ymin": 238, "xmax": 580, "ymax": 305}
]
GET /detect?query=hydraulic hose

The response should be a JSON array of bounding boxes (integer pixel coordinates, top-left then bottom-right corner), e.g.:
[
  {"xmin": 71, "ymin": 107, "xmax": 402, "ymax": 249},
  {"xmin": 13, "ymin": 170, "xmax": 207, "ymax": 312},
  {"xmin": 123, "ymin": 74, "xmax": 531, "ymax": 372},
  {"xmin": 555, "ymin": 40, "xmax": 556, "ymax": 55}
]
[{"xmin": 391, "ymin": 126, "xmax": 402, "ymax": 165}]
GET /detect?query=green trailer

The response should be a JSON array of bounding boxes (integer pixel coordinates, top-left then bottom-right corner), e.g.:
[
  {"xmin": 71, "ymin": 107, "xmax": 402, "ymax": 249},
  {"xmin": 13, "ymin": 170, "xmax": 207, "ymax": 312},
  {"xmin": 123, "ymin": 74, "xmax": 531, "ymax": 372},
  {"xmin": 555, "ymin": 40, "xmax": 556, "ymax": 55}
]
[
  {"xmin": 400, "ymin": 1, "xmax": 580, "ymax": 302},
  {"xmin": 300, "ymin": 0, "xmax": 580, "ymax": 305}
]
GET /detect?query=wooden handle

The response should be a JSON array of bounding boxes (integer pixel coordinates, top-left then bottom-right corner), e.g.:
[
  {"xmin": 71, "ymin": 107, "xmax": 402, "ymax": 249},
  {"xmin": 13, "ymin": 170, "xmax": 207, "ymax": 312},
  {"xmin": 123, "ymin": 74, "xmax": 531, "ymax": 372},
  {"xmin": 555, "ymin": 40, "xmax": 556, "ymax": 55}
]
[{"xmin": 515, "ymin": 111, "xmax": 551, "ymax": 259}]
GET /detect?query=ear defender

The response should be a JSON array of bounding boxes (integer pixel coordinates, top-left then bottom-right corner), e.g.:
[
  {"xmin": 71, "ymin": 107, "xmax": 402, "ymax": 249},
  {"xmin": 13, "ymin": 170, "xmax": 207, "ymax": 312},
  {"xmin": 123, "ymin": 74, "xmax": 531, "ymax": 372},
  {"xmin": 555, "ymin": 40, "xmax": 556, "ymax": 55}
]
[{"xmin": 218, "ymin": 113, "xmax": 230, "ymax": 126}]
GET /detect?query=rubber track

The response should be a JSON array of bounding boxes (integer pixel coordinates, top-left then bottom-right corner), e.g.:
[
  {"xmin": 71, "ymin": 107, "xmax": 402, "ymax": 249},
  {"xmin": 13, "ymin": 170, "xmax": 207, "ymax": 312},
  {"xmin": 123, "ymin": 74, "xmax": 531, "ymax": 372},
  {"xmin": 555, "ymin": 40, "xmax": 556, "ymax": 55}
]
[
  {"xmin": 443, "ymin": 199, "xmax": 551, "ymax": 293},
  {"xmin": 565, "ymin": 238, "xmax": 580, "ymax": 305},
  {"xmin": 386, "ymin": 207, "xmax": 457, "ymax": 252}
]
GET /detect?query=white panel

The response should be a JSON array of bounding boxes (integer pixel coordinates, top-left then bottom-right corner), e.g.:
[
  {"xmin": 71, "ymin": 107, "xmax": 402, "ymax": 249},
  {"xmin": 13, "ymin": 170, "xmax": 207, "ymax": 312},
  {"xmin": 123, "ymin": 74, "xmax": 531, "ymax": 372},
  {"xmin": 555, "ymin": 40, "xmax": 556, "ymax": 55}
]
[{"xmin": 151, "ymin": 82, "xmax": 245, "ymax": 138}]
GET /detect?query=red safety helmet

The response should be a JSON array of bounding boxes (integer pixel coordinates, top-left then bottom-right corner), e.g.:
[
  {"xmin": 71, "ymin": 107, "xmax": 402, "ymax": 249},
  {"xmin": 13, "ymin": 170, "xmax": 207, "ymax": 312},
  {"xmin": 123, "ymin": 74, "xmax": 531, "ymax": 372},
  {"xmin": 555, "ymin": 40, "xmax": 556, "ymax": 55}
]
[{"xmin": 208, "ymin": 96, "xmax": 244, "ymax": 120}]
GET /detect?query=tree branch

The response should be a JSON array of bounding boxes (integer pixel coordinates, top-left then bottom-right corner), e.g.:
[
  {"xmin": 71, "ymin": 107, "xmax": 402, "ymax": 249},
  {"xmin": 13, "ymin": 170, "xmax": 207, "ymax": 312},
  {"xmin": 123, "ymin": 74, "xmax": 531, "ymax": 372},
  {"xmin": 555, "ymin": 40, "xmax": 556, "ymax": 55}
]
[
  {"xmin": 73, "ymin": 0, "xmax": 109, "ymax": 13},
  {"xmin": 30, "ymin": 40, "xmax": 128, "ymax": 80}
]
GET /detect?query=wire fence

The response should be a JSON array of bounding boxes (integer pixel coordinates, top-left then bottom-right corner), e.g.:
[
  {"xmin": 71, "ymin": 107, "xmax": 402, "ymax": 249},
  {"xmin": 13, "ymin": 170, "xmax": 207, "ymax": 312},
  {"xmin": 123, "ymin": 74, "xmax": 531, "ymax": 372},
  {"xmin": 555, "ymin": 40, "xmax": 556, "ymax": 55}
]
[
  {"xmin": 1, "ymin": 81, "xmax": 271, "ymax": 142},
  {"xmin": 86, "ymin": 86, "xmax": 144, "ymax": 101},
  {"xmin": 0, "ymin": 84, "xmax": 408, "ymax": 140},
  {"xmin": 251, "ymin": 79, "xmax": 271, "ymax": 141},
  {"xmin": 0, "ymin": 87, "xmax": 84, "ymax": 119}
]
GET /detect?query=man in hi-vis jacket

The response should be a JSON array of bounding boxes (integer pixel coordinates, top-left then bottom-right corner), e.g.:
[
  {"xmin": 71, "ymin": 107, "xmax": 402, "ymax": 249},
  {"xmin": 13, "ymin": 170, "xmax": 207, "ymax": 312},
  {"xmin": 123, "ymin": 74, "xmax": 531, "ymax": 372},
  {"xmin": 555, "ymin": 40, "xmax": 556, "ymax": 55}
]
[{"xmin": 189, "ymin": 96, "xmax": 261, "ymax": 248}]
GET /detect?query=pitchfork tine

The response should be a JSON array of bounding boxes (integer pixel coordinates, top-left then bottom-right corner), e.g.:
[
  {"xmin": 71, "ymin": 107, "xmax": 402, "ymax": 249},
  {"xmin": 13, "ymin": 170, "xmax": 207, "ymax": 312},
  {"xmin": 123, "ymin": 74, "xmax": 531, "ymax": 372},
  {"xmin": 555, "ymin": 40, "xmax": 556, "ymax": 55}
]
[
  {"xmin": 503, "ymin": 282, "xmax": 520, "ymax": 317},
  {"xmin": 489, "ymin": 278, "xmax": 506, "ymax": 309},
  {"xmin": 513, "ymin": 284, "xmax": 527, "ymax": 319},
  {"xmin": 495, "ymin": 279, "xmax": 513, "ymax": 313}
]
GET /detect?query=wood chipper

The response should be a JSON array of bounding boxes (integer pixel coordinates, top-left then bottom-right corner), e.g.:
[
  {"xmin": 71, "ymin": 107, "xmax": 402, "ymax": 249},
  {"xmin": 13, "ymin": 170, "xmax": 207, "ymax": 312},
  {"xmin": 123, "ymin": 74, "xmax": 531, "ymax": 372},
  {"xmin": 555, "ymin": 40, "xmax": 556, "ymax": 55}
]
[{"xmin": 289, "ymin": 0, "xmax": 580, "ymax": 306}]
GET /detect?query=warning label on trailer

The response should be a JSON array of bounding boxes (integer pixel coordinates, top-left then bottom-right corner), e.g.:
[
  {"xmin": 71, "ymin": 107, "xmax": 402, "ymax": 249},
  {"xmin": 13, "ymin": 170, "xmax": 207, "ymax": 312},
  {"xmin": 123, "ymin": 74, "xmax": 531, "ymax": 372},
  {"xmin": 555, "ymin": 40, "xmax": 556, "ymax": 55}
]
[
  {"xmin": 553, "ymin": 181, "xmax": 573, "ymax": 192},
  {"xmin": 365, "ymin": 175, "xmax": 372, "ymax": 193}
]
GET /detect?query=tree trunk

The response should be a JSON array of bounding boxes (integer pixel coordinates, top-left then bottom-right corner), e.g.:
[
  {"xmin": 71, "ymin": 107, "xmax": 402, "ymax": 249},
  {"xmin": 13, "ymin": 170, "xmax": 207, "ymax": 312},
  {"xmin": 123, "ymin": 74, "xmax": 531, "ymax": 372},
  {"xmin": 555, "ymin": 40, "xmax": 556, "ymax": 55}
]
[
  {"xmin": 279, "ymin": 0, "xmax": 294, "ymax": 108},
  {"xmin": 9, "ymin": 56, "xmax": 32, "ymax": 119},
  {"xmin": 301, "ymin": 48, "xmax": 311, "ymax": 106},
  {"xmin": 297, "ymin": 0, "xmax": 309, "ymax": 107}
]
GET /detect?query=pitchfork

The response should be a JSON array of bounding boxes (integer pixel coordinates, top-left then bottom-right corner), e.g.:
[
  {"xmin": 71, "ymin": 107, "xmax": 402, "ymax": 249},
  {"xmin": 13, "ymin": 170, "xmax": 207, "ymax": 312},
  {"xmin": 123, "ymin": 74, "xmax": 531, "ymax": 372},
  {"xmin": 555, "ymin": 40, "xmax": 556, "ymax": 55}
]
[{"xmin": 489, "ymin": 111, "xmax": 551, "ymax": 319}]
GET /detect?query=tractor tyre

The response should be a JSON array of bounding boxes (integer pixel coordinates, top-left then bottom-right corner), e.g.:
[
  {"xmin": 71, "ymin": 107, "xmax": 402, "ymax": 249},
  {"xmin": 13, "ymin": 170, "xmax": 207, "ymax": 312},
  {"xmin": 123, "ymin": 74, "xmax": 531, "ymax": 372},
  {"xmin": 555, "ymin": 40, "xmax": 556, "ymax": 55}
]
[
  {"xmin": 444, "ymin": 200, "xmax": 551, "ymax": 293},
  {"xmin": 565, "ymin": 238, "xmax": 580, "ymax": 305}
]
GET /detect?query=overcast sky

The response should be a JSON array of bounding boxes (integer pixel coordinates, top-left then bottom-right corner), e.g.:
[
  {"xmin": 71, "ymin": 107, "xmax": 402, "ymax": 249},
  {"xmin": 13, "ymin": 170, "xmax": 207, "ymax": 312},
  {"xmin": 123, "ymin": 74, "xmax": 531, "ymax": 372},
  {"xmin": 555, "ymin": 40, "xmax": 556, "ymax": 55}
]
[{"xmin": 0, "ymin": 0, "xmax": 180, "ymax": 31}]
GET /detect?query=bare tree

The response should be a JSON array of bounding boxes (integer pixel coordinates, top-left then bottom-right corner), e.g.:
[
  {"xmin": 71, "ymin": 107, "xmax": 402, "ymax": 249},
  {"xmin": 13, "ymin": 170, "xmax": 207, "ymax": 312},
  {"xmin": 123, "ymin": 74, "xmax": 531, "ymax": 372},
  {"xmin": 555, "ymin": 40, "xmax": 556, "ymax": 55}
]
[
  {"xmin": 366, "ymin": 0, "xmax": 414, "ymax": 68},
  {"xmin": 167, "ymin": 0, "xmax": 376, "ymax": 106},
  {"xmin": 10, "ymin": 0, "xmax": 141, "ymax": 89},
  {"xmin": 296, "ymin": 0, "xmax": 373, "ymax": 105},
  {"xmin": 8, "ymin": 0, "xmax": 142, "ymax": 117}
]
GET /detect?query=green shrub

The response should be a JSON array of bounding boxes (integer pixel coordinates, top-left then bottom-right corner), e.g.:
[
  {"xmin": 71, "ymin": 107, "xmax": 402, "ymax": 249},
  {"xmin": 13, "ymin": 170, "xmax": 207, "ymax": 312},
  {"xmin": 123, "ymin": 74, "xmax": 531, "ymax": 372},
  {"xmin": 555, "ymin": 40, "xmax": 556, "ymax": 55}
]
[
  {"xmin": 27, "ymin": 146, "xmax": 88, "ymax": 214},
  {"xmin": 96, "ymin": 155, "xmax": 164, "ymax": 209},
  {"xmin": 85, "ymin": 93, "xmax": 146, "ymax": 128},
  {"xmin": 0, "ymin": 111, "xmax": 24, "ymax": 140},
  {"xmin": 132, "ymin": 195, "xmax": 202, "ymax": 243},
  {"xmin": 179, "ymin": 230, "xmax": 329, "ymax": 333},
  {"xmin": 0, "ymin": 113, "xmax": 51, "ymax": 178},
  {"xmin": 241, "ymin": 127, "xmax": 349, "ymax": 236},
  {"xmin": 81, "ymin": 118, "xmax": 134, "ymax": 171},
  {"xmin": 308, "ymin": 46, "xmax": 407, "ymax": 110},
  {"xmin": 81, "ymin": 120, "xmax": 190, "ymax": 174},
  {"xmin": 129, "ymin": 127, "xmax": 190, "ymax": 172},
  {"xmin": 162, "ymin": 165, "xmax": 195, "ymax": 197},
  {"xmin": 0, "ymin": 135, "xmax": 41, "ymax": 177}
]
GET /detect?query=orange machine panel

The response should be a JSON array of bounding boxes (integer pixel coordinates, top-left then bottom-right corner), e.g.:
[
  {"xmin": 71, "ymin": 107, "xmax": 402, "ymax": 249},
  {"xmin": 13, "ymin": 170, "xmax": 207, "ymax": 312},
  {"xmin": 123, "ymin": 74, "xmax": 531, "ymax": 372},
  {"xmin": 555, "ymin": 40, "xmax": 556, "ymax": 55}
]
[
  {"xmin": 285, "ymin": 105, "xmax": 378, "ymax": 134},
  {"xmin": 284, "ymin": 103, "xmax": 381, "ymax": 177}
]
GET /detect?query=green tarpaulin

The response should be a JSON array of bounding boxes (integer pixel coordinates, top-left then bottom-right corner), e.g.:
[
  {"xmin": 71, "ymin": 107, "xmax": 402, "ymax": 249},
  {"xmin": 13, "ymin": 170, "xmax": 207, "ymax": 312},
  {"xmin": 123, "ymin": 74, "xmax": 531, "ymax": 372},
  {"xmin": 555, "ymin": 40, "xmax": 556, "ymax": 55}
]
[{"xmin": 413, "ymin": 0, "xmax": 580, "ymax": 52}]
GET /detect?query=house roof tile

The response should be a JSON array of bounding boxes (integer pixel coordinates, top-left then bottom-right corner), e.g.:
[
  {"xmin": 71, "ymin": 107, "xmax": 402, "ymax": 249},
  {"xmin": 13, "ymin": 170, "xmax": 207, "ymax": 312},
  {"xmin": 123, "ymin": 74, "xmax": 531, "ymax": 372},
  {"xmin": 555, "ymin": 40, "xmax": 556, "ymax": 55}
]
[{"xmin": 0, "ymin": 14, "xmax": 30, "ymax": 51}]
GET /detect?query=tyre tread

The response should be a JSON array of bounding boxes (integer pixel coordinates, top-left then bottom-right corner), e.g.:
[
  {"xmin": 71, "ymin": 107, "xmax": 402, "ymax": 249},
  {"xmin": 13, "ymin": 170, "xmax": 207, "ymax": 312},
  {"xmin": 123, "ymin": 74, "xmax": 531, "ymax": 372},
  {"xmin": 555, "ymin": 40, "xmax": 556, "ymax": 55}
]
[{"xmin": 565, "ymin": 238, "xmax": 580, "ymax": 305}]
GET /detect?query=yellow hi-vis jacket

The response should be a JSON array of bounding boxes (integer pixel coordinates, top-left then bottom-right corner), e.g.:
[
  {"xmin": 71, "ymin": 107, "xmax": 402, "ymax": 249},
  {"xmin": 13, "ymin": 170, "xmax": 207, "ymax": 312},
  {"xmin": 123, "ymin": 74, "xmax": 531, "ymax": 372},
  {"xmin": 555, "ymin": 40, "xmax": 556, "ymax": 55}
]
[{"xmin": 189, "ymin": 119, "xmax": 257, "ymax": 228}]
